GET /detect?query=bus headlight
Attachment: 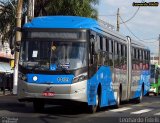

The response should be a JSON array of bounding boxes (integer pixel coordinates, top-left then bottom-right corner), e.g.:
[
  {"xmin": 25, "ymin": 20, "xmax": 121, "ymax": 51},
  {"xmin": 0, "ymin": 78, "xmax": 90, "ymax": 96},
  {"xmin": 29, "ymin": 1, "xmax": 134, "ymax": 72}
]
[
  {"xmin": 33, "ymin": 76, "xmax": 38, "ymax": 81},
  {"xmin": 73, "ymin": 72, "xmax": 87, "ymax": 83}
]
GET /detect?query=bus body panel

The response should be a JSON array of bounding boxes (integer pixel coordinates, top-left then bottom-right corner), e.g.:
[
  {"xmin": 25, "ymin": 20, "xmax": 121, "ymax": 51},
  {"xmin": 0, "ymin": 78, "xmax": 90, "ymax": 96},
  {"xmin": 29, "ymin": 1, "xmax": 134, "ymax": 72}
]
[
  {"xmin": 87, "ymin": 66, "xmax": 117, "ymax": 107},
  {"xmin": 26, "ymin": 74, "xmax": 74, "ymax": 84},
  {"xmin": 130, "ymin": 70, "xmax": 150, "ymax": 99},
  {"xmin": 18, "ymin": 79, "xmax": 88, "ymax": 103}
]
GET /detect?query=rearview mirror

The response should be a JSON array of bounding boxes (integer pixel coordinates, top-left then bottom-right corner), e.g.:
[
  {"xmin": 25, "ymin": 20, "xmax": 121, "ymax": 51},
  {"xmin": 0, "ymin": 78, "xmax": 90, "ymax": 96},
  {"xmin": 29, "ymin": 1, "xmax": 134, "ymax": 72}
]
[
  {"xmin": 10, "ymin": 27, "xmax": 22, "ymax": 53},
  {"xmin": 90, "ymin": 34, "xmax": 98, "ymax": 55}
]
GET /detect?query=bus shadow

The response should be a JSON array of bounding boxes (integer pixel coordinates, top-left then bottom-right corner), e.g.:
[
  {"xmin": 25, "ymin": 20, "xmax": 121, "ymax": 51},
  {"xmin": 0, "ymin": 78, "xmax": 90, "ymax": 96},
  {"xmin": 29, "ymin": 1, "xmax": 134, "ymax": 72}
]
[{"xmin": 42, "ymin": 105, "xmax": 88, "ymax": 117}]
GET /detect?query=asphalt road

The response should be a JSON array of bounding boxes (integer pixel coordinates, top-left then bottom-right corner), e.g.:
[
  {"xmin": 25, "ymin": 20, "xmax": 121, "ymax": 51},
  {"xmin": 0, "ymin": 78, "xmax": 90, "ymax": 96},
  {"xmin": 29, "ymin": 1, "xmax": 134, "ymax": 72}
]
[{"xmin": 0, "ymin": 94, "xmax": 160, "ymax": 123}]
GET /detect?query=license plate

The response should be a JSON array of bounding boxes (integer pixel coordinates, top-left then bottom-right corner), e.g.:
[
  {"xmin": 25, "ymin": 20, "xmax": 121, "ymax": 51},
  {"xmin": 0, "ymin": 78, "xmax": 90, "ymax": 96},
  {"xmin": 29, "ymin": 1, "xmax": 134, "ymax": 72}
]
[{"xmin": 42, "ymin": 92, "xmax": 55, "ymax": 97}]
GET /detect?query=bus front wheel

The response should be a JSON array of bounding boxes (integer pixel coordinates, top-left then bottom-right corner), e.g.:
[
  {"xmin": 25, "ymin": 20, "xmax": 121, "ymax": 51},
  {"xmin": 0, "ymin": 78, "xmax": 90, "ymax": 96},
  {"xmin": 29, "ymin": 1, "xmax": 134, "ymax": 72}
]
[
  {"xmin": 115, "ymin": 89, "xmax": 121, "ymax": 108},
  {"xmin": 136, "ymin": 88, "xmax": 143, "ymax": 103}
]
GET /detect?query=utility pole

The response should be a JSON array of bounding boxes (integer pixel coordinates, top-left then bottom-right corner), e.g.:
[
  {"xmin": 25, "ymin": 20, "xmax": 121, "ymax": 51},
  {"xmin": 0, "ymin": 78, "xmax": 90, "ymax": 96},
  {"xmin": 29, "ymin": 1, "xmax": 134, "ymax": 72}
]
[
  {"xmin": 158, "ymin": 34, "xmax": 160, "ymax": 64},
  {"xmin": 13, "ymin": 0, "xmax": 23, "ymax": 94},
  {"xmin": 117, "ymin": 8, "xmax": 120, "ymax": 32}
]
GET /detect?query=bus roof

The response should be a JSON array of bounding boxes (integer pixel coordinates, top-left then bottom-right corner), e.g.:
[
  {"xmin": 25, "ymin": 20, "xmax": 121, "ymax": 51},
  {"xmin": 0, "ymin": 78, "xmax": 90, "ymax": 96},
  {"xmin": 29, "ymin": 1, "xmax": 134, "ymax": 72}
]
[
  {"xmin": 24, "ymin": 16, "xmax": 148, "ymax": 49},
  {"xmin": 24, "ymin": 16, "xmax": 98, "ymax": 29}
]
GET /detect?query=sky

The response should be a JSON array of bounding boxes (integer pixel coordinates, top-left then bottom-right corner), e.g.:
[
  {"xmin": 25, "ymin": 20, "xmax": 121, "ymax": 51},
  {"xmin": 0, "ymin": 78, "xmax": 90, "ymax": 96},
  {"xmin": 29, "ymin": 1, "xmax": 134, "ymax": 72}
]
[{"xmin": 97, "ymin": 0, "xmax": 160, "ymax": 56}]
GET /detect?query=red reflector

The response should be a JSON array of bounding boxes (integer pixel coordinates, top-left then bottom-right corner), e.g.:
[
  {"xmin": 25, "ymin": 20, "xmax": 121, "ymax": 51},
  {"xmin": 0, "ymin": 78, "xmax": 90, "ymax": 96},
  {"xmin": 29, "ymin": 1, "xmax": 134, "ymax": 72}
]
[{"xmin": 42, "ymin": 92, "xmax": 55, "ymax": 97}]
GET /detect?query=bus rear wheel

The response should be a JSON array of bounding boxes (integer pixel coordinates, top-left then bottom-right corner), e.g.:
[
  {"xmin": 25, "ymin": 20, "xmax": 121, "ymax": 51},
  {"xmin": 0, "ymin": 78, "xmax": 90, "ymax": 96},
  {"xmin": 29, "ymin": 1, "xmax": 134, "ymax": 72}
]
[
  {"xmin": 136, "ymin": 89, "xmax": 143, "ymax": 103},
  {"xmin": 115, "ymin": 89, "xmax": 121, "ymax": 108},
  {"xmin": 33, "ymin": 100, "xmax": 45, "ymax": 112}
]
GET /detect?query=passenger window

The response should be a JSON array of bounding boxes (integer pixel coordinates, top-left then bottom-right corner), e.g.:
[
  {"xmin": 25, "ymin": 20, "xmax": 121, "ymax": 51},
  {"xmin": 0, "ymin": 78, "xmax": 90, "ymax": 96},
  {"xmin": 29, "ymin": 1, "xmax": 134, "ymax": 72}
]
[
  {"xmin": 132, "ymin": 48, "xmax": 134, "ymax": 58},
  {"xmin": 117, "ymin": 43, "xmax": 119, "ymax": 55},
  {"xmin": 139, "ymin": 50, "xmax": 141, "ymax": 60},
  {"xmin": 119, "ymin": 44, "xmax": 121, "ymax": 56},
  {"xmin": 138, "ymin": 49, "xmax": 140, "ymax": 60},
  {"xmin": 115, "ymin": 42, "xmax": 117, "ymax": 54},
  {"xmin": 134, "ymin": 48, "xmax": 136, "ymax": 59},
  {"xmin": 100, "ymin": 36, "xmax": 103, "ymax": 50},
  {"xmin": 125, "ymin": 46, "xmax": 127, "ymax": 57},
  {"xmin": 106, "ymin": 38, "xmax": 109, "ymax": 52},
  {"xmin": 109, "ymin": 40, "xmax": 113, "ymax": 53},
  {"xmin": 121, "ymin": 45, "xmax": 124, "ymax": 57},
  {"xmin": 97, "ymin": 36, "xmax": 100, "ymax": 50},
  {"xmin": 103, "ymin": 38, "xmax": 106, "ymax": 51}
]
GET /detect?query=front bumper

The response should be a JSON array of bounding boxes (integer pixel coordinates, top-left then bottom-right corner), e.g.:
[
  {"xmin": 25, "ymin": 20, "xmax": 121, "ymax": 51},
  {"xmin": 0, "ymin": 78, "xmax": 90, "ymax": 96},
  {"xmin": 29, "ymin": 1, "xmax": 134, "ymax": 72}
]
[{"xmin": 18, "ymin": 79, "xmax": 87, "ymax": 103}]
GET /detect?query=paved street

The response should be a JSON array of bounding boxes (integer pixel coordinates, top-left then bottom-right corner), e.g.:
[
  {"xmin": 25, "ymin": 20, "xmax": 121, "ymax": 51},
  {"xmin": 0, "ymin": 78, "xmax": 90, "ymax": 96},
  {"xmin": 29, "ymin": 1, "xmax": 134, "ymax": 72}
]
[{"xmin": 0, "ymin": 94, "xmax": 160, "ymax": 123}]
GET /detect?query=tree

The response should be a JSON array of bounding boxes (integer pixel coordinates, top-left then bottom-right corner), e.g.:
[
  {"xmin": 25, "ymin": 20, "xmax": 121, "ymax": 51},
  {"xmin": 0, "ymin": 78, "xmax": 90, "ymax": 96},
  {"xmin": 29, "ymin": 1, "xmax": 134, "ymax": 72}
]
[
  {"xmin": 34, "ymin": 0, "xmax": 99, "ymax": 19},
  {"xmin": 0, "ymin": 0, "xmax": 99, "ymax": 43},
  {"xmin": 0, "ymin": 0, "xmax": 16, "ymax": 44}
]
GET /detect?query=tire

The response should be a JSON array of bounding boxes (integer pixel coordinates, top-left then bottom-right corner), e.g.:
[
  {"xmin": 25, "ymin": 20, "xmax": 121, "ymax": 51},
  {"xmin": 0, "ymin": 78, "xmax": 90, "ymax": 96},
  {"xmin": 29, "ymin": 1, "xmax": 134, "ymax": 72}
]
[
  {"xmin": 136, "ymin": 89, "xmax": 143, "ymax": 103},
  {"xmin": 115, "ymin": 90, "xmax": 121, "ymax": 108},
  {"xmin": 88, "ymin": 93, "xmax": 100, "ymax": 113},
  {"xmin": 33, "ymin": 100, "xmax": 45, "ymax": 112}
]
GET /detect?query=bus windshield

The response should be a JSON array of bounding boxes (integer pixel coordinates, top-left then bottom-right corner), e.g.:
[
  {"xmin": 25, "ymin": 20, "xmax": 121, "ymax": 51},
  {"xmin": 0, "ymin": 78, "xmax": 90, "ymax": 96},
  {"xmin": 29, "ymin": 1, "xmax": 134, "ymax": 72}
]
[{"xmin": 19, "ymin": 40, "xmax": 87, "ymax": 71}]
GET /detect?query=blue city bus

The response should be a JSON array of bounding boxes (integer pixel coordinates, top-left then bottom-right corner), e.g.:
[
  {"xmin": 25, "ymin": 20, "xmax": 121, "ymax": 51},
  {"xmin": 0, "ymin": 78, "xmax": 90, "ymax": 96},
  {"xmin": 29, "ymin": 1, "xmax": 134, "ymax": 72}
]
[{"xmin": 17, "ymin": 16, "xmax": 150, "ymax": 113}]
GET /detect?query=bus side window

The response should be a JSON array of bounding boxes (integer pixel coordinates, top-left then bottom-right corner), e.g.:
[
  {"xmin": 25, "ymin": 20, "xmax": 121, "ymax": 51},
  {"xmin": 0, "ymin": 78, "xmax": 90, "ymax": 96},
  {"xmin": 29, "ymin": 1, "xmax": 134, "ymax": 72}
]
[
  {"xmin": 104, "ymin": 38, "xmax": 109, "ymax": 66},
  {"xmin": 103, "ymin": 38, "xmax": 106, "ymax": 51},
  {"xmin": 114, "ymin": 42, "xmax": 117, "ymax": 55},
  {"xmin": 125, "ymin": 45, "xmax": 127, "ymax": 58},
  {"xmin": 121, "ymin": 44, "xmax": 124, "ymax": 57},
  {"xmin": 106, "ymin": 38, "xmax": 109, "ymax": 52},
  {"xmin": 132, "ymin": 47, "xmax": 134, "ymax": 58},
  {"xmin": 147, "ymin": 51, "xmax": 150, "ymax": 69},
  {"xmin": 119, "ymin": 43, "xmax": 121, "ymax": 56},
  {"xmin": 97, "ymin": 35, "xmax": 100, "ymax": 50},
  {"xmin": 134, "ymin": 48, "xmax": 136, "ymax": 59},
  {"xmin": 137, "ymin": 49, "xmax": 140, "ymax": 61},
  {"xmin": 100, "ymin": 36, "xmax": 103, "ymax": 50},
  {"xmin": 109, "ymin": 39, "xmax": 113, "ymax": 66}
]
